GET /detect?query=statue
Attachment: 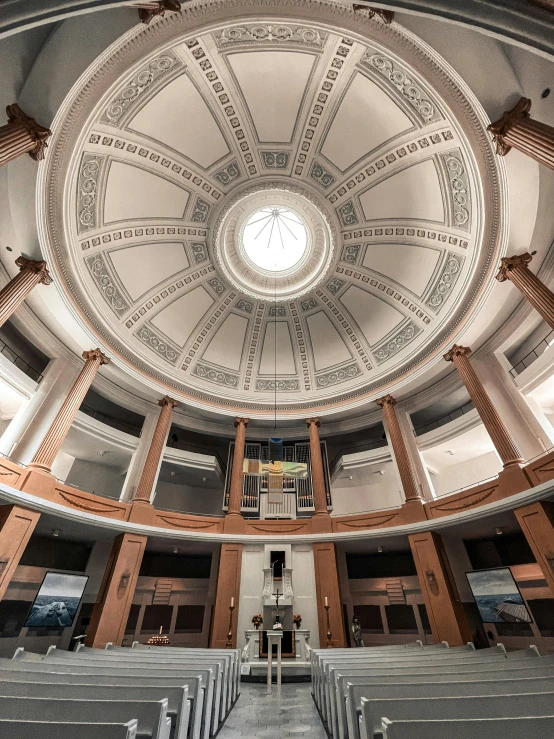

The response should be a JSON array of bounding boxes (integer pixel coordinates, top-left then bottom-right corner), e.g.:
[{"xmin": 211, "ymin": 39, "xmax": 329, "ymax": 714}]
[{"xmin": 351, "ymin": 617, "xmax": 364, "ymax": 648}]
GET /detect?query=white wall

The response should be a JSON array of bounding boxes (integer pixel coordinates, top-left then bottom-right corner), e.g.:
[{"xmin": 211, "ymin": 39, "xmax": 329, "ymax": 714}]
[
  {"xmin": 331, "ymin": 459, "xmax": 402, "ymax": 515},
  {"xmin": 429, "ymin": 451, "xmax": 501, "ymax": 497},
  {"xmin": 65, "ymin": 458, "xmax": 125, "ymax": 498},
  {"xmin": 153, "ymin": 480, "xmax": 223, "ymax": 515}
]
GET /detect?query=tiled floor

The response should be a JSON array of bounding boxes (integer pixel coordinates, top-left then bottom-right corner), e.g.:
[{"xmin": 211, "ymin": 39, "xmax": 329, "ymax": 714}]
[{"xmin": 218, "ymin": 682, "xmax": 327, "ymax": 738}]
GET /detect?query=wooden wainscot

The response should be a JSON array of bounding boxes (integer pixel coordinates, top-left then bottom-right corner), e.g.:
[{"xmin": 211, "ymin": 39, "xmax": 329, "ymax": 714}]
[
  {"xmin": 332, "ymin": 501, "xmax": 426, "ymax": 533},
  {"xmin": 53, "ymin": 483, "xmax": 131, "ymax": 520},
  {"xmin": 0, "ymin": 456, "xmax": 23, "ymax": 488},
  {"xmin": 152, "ymin": 510, "xmax": 224, "ymax": 533},
  {"xmin": 523, "ymin": 448, "xmax": 554, "ymax": 485},
  {"xmin": 244, "ymin": 518, "xmax": 312, "ymax": 535}
]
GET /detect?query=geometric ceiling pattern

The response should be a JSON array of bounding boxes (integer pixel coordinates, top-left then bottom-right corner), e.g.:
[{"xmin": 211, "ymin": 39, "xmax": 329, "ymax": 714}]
[{"xmin": 39, "ymin": 1, "xmax": 505, "ymax": 417}]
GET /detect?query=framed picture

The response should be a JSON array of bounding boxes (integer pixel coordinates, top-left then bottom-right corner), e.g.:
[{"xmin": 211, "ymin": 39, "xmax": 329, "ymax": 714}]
[
  {"xmin": 24, "ymin": 572, "xmax": 88, "ymax": 628},
  {"xmin": 466, "ymin": 567, "xmax": 532, "ymax": 624}
]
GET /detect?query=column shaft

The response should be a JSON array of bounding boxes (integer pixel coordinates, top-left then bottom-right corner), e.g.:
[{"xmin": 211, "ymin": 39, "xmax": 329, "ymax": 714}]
[
  {"xmin": 30, "ymin": 349, "xmax": 109, "ymax": 471},
  {"xmin": 133, "ymin": 396, "xmax": 177, "ymax": 503},
  {"xmin": 377, "ymin": 396, "xmax": 421, "ymax": 502},
  {"xmin": 514, "ymin": 501, "xmax": 554, "ymax": 595},
  {"xmin": 306, "ymin": 418, "xmax": 329, "ymax": 514},
  {"xmin": 0, "ymin": 257, "xmax": 51, "ymax": 328},
  {"xmin": 210, "ymin": 543, "xmax": 243, "ymax": 648},
  {"xmin": 1, "ymin": 104, "xmax": 51, "ymax": 166},
  {"xmin": 445, "ymin": 346, "xmax": 523, "ymax": 467},
  {"xmin": 85, "ymin": 532, "xmax": 147, "ymax": 647},
  {"xmin": 0, "ymin": 505, "xmax": 40, "ymax": 601},
  {"xmin": 227, "ymin": 418, "xmax": 248, "ymax": 516},
  {"xmin": 497, "ymin": 253, "xmax": 554, "ymax": 329},
  {"xmin": 409, "ymin": 531, "xmax": 472, "ymax": 646},
  {"xmin": 488, "ymin": 97, "xmax": 554, "ymax": 171}
]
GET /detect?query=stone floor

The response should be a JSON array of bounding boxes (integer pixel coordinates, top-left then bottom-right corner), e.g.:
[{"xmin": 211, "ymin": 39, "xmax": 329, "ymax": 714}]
[{"xmin": 217, "ymin": 682, "xmax": 327, "ymax": 738}]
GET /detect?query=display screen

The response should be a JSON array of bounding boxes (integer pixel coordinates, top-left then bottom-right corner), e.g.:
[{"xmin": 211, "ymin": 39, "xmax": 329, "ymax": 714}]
[
  {"xmin": 466, "ymin": 567, "xmax": 532, "ymax": 624},
  {"xmin": 25, "ymin": 572, "xmax": 88, "ymax": 628}
]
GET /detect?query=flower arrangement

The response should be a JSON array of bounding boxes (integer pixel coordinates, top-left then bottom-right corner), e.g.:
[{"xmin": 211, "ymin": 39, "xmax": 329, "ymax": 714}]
[
  {"xmin": 252, "ymin": 613, "xmax": 263, "ymax": 629},
  {"xmin": 293, "ymin": 613, "xmax": 302, "ymax": 629}
]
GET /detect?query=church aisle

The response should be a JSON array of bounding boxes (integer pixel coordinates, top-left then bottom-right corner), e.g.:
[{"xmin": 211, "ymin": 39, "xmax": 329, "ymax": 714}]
[{"xmin": 218, "ymin": 683, "xmax": 327, "ymax": 738}]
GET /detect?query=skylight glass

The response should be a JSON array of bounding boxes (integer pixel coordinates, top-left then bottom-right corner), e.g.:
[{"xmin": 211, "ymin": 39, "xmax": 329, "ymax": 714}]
[{"xmin": 243, "ymin": 207, "xmax": 307, "ymax": 272}]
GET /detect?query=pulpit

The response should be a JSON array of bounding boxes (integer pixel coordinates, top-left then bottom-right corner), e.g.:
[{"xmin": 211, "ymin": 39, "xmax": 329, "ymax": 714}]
[
  {"xmin": 266, "ymin": 630, "xmax": 283, "ymax": 686},
  {"xmin": 260, "ymin": 629, "xmax": 295, "ymax": 658}
]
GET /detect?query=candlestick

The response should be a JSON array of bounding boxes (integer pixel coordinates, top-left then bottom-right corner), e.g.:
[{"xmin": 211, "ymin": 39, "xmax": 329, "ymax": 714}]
[
  {"xmin": 324, "ymin": 596, "xmax": 328, "ymax": 607},
  {"xmin": 226, "ymin": 603, "xmax": 235, "ymax": 648},
  {"xmin": 324, "ymin": 603, "xmax": 333, "ymax": 648},
  {"xmin": 231, "ymin": 597, "xmax": 234, "ymax": 608}
]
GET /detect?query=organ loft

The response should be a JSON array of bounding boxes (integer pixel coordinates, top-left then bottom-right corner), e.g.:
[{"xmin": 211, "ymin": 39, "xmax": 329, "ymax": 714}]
[{"xmin": 0, "ymin": 1, "xmax": 553, "ymax": 737}]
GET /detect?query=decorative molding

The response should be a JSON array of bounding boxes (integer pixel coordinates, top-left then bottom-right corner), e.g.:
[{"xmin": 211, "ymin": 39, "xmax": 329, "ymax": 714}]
[
  {"xmin": 85, "ymin": 253, "xmax": 129, "ymax": 316},
  {"xmin": 316, "ymin": 362, "xmax": 361, "ymax": 388},
  {"xmin": 338, "ymin": 513, "xmax": 397, "ymax": 528},
  {"xmin": 57, "ymin": 490, "xmax": 125, "ymax": 515},
  {"xmin": 310, "ymin": 160, "xmax": 336, "ymax": 189},
  {"xmin": 431, "ymin": 486, "xmax": 497, "ymax": 512},
  {"xmin": 441, "ymin": 149, "xmax": 471, "ymax": 231},
  {"xmin": 81, "ymin": 225, "xmax": 207, "ymax": 251},
  {"xmin": 193, "ymin": 363, "xmax": 238, "ymax": 387},
  {"xmin": 134, "ymin": 324, "xmax": 179, "ymax": 364},
  {"xmin": 261, "ymin": 151, "xmax": 289, "ymax": 169},
  {"xmin": 374, "ymin": 321, "xmax": 422, "ymax": 364},
  {"xmin": 214, "ymin": 23, "xmax": 327, "ymax": 49},
  {"xmin": 337, "ymin": 199, "xmax": 359, "ymax": 226},
  {"xmin": 157, "ymin": 515, "xmax": 220, "ymax": 529},
  {"xmin": 101, "ymin": 51, "xmax": 181, "ymax": 126},
  {"xmin": 327, "ymin": 277, "xmax": 345, "ymax": 295},
  {"xmin": 190, "ymin": 242, "xmax": 208, "ymax": 264},
  {"xmin": 256, "ymin": 379, "xmax": 299, "ymax": 391},
  {"xmin": 207, "ymin": 276, "xmax": 226, "ymax": 296},
  {"xmin": 236, "ymin": 298, "xmax": 253, "ymax": 313},
  {"xmin": 268, "ymin": 305, "xmax": 286, "ymax": 317},
  {"xmin": 214, "ymin": 159, "xmax": 241, "ymax": 186},
  {"xmin": 360, "ymin": 51, "xmax": 439, "ymax": 123},
  {"xmin": 301, "ymin": 297, "xmax": 318, "ymax": 312},
  {"xmin": 342, "ymin": 222, "xmax": 466, "ymax": 249},
  {"xmin": 191, "ymin": 196, "xmax": 211, "ymax": 222},
  {"xmin": 340, "ymin": 244, "xmax": 361, "ymax": 265},
  {"xmin": 77, "ymin": 154, "xmax": 103, "ymax": 233},
  {"xmin": 426, "ymin": 252, "xmax": 464, "ymax": 312}
]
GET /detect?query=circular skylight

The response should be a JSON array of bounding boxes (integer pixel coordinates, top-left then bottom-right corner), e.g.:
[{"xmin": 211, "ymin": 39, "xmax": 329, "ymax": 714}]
[{"xmin": 242, "ymin": 207, "xmax": 308, "ymax": 272}]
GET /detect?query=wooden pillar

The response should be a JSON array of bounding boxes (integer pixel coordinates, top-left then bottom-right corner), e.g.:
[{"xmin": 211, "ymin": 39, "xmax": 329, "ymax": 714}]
[
  {"xmin": 488, "ymin": 97, "xmax": 554, "ymax": 171},
  {"xmin": 409, "ymin": 531, "xmax": 472, "ymax": 646},
  {"xmin": 0, "ymin": 257, "xmax": 51, "ymax": 328},
  {"xmin": 312, "ymin": 542, "xmax": 346, "ymax": 648},
  {"xmin": 497, "ymin": 252, "xmax": 554, "ymax": 329},
  {"xmin": 226, "ymin": 417, "xmax": 248, "ymax": 518},
  {"xmin": 85, "ymin": 532, "xmax": 147, "ymax": 648},
  {"xmin": 0, "ymin": 505, "xmax": 40, "ymax": 601},
  {"xmin": 305, "ymin": 417, "xmax": 329, "ymax": 515},
  {"xmin": 0, "ymin": 104, "xmax": 51, "ymax": 166},
  {"xmin": 377, "ymin": 395, "xmax": 422, "ymax": 502},
  {"xmin": 133, "ymin": 396, "xmax": 177, "ymax": 504},
  {"xmin": 210, "ymin": 543, "xmax": 243, "ymax": 649},
  {"xmin": 514, "ymin": 501, "xmax": 554, "ymax": 595},
  {"xmin": 29, "ymin": 349, "xmax": 109, "ymax": 472},
  {"xmin": 444, "ymin": 345, "xmax": 523, "ymax": 468}
]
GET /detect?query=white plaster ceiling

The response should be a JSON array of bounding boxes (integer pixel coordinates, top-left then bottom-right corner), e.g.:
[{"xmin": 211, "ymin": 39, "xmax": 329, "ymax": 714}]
[{"xmin": 37, "ymin": 0, "xmax": 507, "ymax": 418}]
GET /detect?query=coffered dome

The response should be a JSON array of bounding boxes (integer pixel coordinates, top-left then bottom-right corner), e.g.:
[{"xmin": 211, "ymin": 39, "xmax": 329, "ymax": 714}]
[{"xmin": 38, "ymin": 0, "xmax": 506, "ymax": 418}]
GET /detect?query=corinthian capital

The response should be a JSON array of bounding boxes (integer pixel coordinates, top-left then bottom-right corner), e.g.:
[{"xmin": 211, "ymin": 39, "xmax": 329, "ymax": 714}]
[
  {"xmin": 136, "ymin": 0, "xmax": 181, "ymax": 24},
  {"xmin": 488, "ymin": 97, "xmax": 531, "ymax": 156},
  {"xmin": 444, "ymin": 344, "xmax": 472, "ymax": 362},
  {"xmin": 496, "ymin": 253, "xmax": 533, "ymax": 282},
  {"xmin": 6, "ymin": 104, "xmax": 52, "ymax": 161},
  {"xmin": 15, "ymin": 256, "xmax": 52, "ymax": 285},
  {"xmin": 376, "ymin": 394, "xmax": 396, "ymax": 408},
  {"xmin": 159, "ymin": 395, "xmax": 178, "ymax": 409},
  {"xmin": 352, "ymin": 5, "xmax": 395, "ymax": 23},
  {"xmin": 82, "ymin": 348, "xmax": 110, "ymax": 366},
  {"xmin": 234, "ymin": 417, "xmax": 249, "ymax": 427},
  {"xmin": 305, "ymin": 417, "xmax": 321, "ymax": 428}
]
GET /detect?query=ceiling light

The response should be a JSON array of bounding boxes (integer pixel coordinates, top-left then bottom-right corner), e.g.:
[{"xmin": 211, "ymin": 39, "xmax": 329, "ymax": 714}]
[
  {"xmin": 173, "ymin": 547, "xmax": 178, "ymax": 554},
  {"xmin": 170, "ymin": 471, "xmax": 175, "ymax": 477},
  {"xmin": 52, "ymin": 529, "xmax": 60, "ymax": 537},
  {"xmin": 377, "ymin": 546, "xmax": 383, "ymax": 553},
  {"xmin": 202, "ymin": 477, "xmax": 207, "ymax": 482},
  {"xmin": 348, "ymin": 475, "xmax": 353, "ymax": 480},
  {"xmin": 447, "ymin": 450, "xmax": 455, "ymax": 455},
  {"xmin": 495, "ymin": 527, "xmax": 503, "ymax": 535}
]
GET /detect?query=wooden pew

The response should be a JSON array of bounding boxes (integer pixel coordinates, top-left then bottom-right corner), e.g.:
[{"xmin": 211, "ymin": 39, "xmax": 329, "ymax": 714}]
[
  {"xmin": 360, "ymin": 692, "xmax": 554, "ymax": 739},
  {"xmin": 0, "ymin": 695, "xmax": 171, "ymax": 739},
  {"xmin": 380, "ymin": 715, "xmax": 554, "ymax": 739},
  {"xmin": 0, "ymin": 719, "xmax": 138, "ymax": 739}
]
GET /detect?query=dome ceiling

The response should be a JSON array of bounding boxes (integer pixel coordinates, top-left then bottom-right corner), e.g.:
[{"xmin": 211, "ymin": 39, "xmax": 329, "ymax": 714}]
[{"xmin": 38, "ymin": 0, "xmax": 506, "ymax": 418}]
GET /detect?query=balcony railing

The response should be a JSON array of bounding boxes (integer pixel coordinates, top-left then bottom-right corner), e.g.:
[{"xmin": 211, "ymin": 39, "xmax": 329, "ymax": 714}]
[
  {"xmin": 79, "ymin": 403, "xmax": 142, "ymax": 437},
  {"xmin": 0, "ymin": 338, "xmax": 44, "ymax": 383},
  {"xmin": 413, "ymin": 401, "xmax": 474, "ymax": 436},
  {"xmin": 329, "ymin": 439, "xmax": 388, "ymax": 475},
  {"xmin": 509, "ymin": 329, "xmax": 554, "ymax": 377}
]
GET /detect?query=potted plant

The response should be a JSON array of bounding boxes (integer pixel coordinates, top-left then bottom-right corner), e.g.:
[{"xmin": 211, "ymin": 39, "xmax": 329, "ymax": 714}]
[
  {"xmin": 252, "ymin": 613, "xmax": 263, "ymax": 630},
  {"xmin": 293, "ymin": 613, "xmax": 302, "ymax": 629}
]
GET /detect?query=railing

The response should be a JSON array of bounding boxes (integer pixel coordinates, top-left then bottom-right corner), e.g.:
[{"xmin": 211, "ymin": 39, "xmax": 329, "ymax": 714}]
[
  {"xmin": 167, "ymin": 439, "xmax": 226, "ymax": 473},
  {"xmin": 509, "ymin": 329, "xmax": 554, "ymax": 377},
  {"xmin": 329, "ymin": 438, "xmax": 388, "ymax": 474},
  {"xmin": 413, "ymin": 401, "xmax": 474, "ymax": 436},
  {"xmin": 79, "ymin": 404, "xmax": 142, "ymax": 437},
  {"xmin": 0, "ymin": 337, "xmax": 44, "ymax": 383}
]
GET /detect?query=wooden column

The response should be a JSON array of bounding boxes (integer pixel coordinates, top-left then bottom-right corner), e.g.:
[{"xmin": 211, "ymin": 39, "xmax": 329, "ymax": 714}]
[
  {"xmin": 0, "ymin": 104, "xmax": 51, "ymax": 166},
  {"xmin": 210, "ymin": 543, "xmax": 243, "ymax": 648},
  {"xmin": 226, "ymin": 417, "xmax": 248, "ymax": 518},
  {"xmin": 29, "ymin": 349, "xmax": 109, "ymax": 472},
  {"xmin": 0, "ymin": 505, "xmax": 40, "ymax": 601},
  {"xmin": 133, "ymin": 395, "xmax": 177, "ymax": 504},
  {"xmin": 514, "ymin": 501, "xmax": 554, "ymax": 595},
  {"xmin": 377, "ymin": 395, "xmax": 422, "ymax": 502},
  {"xmin": 305, "ymin": 417, "xmax": 329, "ymax": 515},
  {"xmin": 409, "ymin": 531, "xmax": 472, "ymax": 646},
  {"xmin": 0, "ymin": 257, "xmax": 51, "ymax": 328},
  {"xmin": 497, "ymin": 252, "xmax": 554, "ymax": 329},
  {"xmin": 312, "ymin": 542, "xmax": 346, "ymax": 648},
  {"xmin": 85, "ymin": 532, "xmax": 147, "ymax": 648},
  {"xmin": 444, "ymin": 345, "xmax": 523, "ymax": 468},
  {"xmin": 488, "ymin": 97, "xmax": 554, "ymax": 170}
]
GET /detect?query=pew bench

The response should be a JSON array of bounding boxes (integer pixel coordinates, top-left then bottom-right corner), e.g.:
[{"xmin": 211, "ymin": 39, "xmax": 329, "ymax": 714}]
[
  {"xmin": 380, "ymin": 715, "xmax": 554, "ymax": 739},
  {"xmin": 0, "ymin": 719, "xmax": 139, "ymax": 739}
]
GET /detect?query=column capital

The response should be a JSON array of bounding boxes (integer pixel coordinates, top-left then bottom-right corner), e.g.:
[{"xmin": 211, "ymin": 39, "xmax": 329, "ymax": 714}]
[
  {"xmin": 496, "ymin": 252, "xmax": 533, "ymax": 282},
  {"xmin": 15, "ymin": 256, "xmax": 52, "ymax": 285},
  {"xmin": 305, "ymin": 417, "xmax": 321, "ymax": 428},
  {"xmin": 488, "ymin": 97, "xmax": 531, "ymax": 156},
  {"xmin": 234, "ymin": 417, "xmax": 249, "ymax": 428},
  {"xmin": 82, "ymin": 348, "xmax": 110, "ymax": 366},
  {"xmin": 376, "ymin": 394, "xmax": 396, "ymax": 408},
  {"xmin": 6, "ymin": 103, "xmax": 51, "ymax": 161},
  {"xmin": 353, "ymin": 5, "xmax": 395, "ymax": 23},
  {"xmin": 137, "ymin": 0, "xmax": 181, "ymax": 23},
  {"xmin": 444, "ymin": 344, "xmax": 472, "ymax": 362},
  {"xmin": 158, "ymin": 395, "xmax": 178, "ymax": 409}
]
